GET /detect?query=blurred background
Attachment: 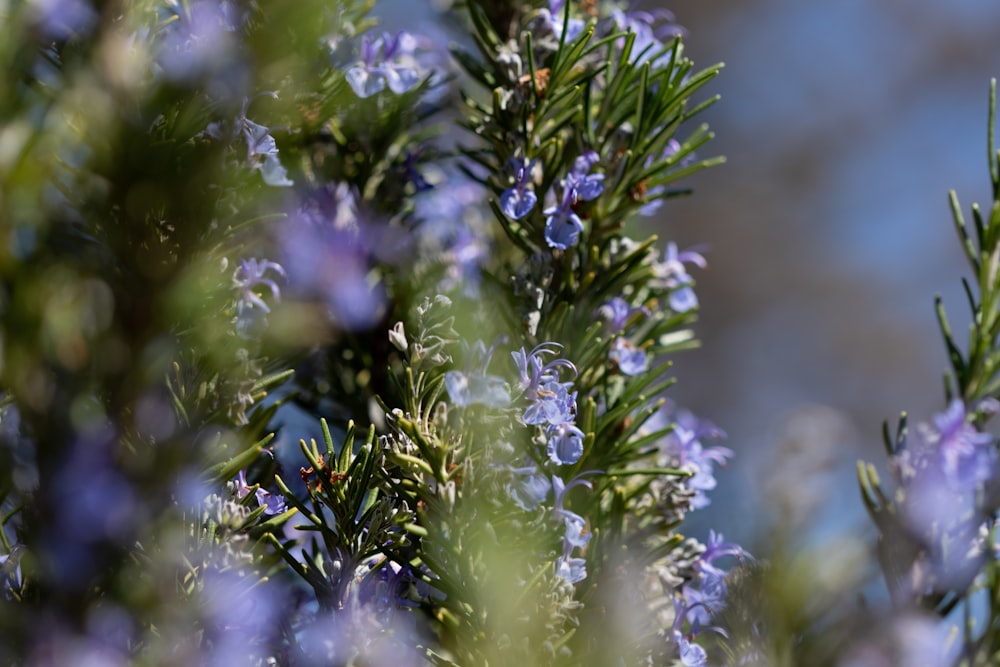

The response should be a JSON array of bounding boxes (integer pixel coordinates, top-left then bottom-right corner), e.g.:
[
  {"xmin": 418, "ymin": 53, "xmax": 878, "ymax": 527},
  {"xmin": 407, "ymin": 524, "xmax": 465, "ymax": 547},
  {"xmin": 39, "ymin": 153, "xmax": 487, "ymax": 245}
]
[
  {"xmin": 375, "ymin": 0, "xmax": 1000, "ymax": 562},
  {"xmin": 666, "ymin": 0, "xmax": 1000, "ymax": 555}
]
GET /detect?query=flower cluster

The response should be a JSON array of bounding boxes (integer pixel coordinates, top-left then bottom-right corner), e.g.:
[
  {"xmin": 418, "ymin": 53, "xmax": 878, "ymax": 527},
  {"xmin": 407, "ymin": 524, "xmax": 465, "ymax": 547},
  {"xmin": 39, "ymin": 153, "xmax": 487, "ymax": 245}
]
[
  {"xmin": 513, "ymin": 343, "xmax": 583, "ymax": 466},
  {"xmin": 888, "ymin": 399, "xmax": 998, "ymax": 593}
]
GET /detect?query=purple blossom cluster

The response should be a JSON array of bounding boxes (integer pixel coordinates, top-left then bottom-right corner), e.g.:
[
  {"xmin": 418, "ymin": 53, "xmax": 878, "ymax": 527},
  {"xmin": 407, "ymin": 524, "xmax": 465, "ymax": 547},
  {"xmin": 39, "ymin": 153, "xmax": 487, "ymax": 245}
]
[
  {"xmin": 659, "ymin": 409, "xmax": 733, "ymax": 510},
  {"xmin": 513, "ymin": 343, "xmax": 583, "ymax": 466},
  {"xmin": 889, "ymin": 399, "xmax": 998, "ymax": 594}
]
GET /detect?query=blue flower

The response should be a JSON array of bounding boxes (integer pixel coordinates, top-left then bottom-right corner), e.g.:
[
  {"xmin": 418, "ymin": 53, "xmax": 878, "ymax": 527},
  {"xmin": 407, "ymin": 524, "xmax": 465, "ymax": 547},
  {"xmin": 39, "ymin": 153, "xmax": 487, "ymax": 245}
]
[
  {"xmin": 555, "ymin": 555, "xmax": 587, "ymax": 584},
  {"xmin": 889, "ymin": 400, "xmax": 998, "ymax": 592},
  {"xmin": 234, "ymin": 258, "xmax": 286, "ymax": 315},
  {"xmin": 241, "ymin": 118, "xmax": 293, "ymax": 186},
  {"xmin": 543, "ymin": 151, "xmax": 604, "ymax": 249},
  {"xmin": 542, "ymin": 206, "xmax": 584, "ymax": 249},
  {"xmin": 522, "ymin": 380, "xmax": 576, "ymax": 426},
  {"xmin": 653, "ymin": 242, "xmax": 707, "ymax": 312},
  {"xmin": 445, "ymin": 340, "xmax": 512, "ymax": 408},
  {"xmin": 661, "ymin": 411, "xmax": 732, "ymax": 509},
  {"xmin": 550, "ymin": 473, "xmax": 594, "ymax": 583},
  {"xmin": 609, "ymin": 337, "xmax": 648, "ymax": 376},
  {"xmin": 537, "ymin": 0, "xmax": 586, "ymax": 43},
  {"xmin": 681, "ymin": 531, "xmax": 748, "ymax": 626},
  {"xmin": 597, "ymin": 296, "xmax": 648, "ymax": 331},
  {"xmin": 235, "ymin": 469, "xmax": 287, "ymax": 515},
  {"xmin": 610, "ymin": 8, "xmax": 685, "ymax": 69},
  {"xmin": 512, "ymin": 342, "xmax": 576, "ymax": 394},
  {"xmin": 546, "ymin": 423, "xmax": 585, "ymax": 465},
  {"xmin": 346, "ymin": 32, "xmax": 420, "ymax": 98},
  {"xmin": 500, "ymin": 158, "xmax": 539, "ymax": 219},
  {"xmin": 505, "ymin": 465, "xmax": 552, "ymax": 511},
  {"xmin": 566, "ymin": 151, "xmax": 604, "ymax": 201},
  {"xmin": 673, "ymin": 631, "xmax": 708, "ymax": 667},
  {"xmin": 444, "ymin": 371, "xmax": 511, "ymax": 408},
  {"xmin": 927, "ymin": 399, "xmax": 996, "ymax": 487}
]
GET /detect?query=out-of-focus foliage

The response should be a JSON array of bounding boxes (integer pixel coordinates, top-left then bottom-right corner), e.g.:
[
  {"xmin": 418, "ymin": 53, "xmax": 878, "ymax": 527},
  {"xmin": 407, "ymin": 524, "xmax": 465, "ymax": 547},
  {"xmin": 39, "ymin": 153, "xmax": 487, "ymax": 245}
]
[{"xmin": 3, "ymin": 0, "xmax": 997, "ymax": 665}]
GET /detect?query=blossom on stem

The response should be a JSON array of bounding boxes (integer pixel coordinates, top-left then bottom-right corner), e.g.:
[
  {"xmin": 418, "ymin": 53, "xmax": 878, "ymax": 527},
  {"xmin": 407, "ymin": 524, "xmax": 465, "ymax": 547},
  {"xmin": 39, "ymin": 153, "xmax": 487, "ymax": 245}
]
[
  {"xmin": 445, "ymin": 340, "xmax": 511, "ymax": 408},
  {"xmin": 346, "ymin": 31, "xmax": 421, "ymax": 98},
  {"xmin": 609, "ymin": 337, "xmax": 648, "ymax": 376},
  {"xmin": 653, "ymin": 242, "xmax": 707, "ymax": 312},
  {"xmin": 537, "ymin": 0, "xmax": 585, "ymax": 43},
  {"xmin": 500, "ymin": 157, "xmax": 539, "ymax": 219},
  {"xmin": 505, "ymin": 464, "xmax": 553, "ymax": 511},
  {"xmin": 546, "ymin": 423, "xmax": 585, "ymax": 465},
  {"xmin": 234, "ymin": 258, "xmax": 286, "ymax": 316},
  {"xmin": 234, "ymin": 469, "xmax": 287, "ymax": 515},
  {"xmin": 889, "ymin": 399, "xmax": 998, "ymax": 593},
  {"xmin": 552, "ymin": 473, "xmax": 594, "ymax": 584},
  {"xmin": 597, "ymin": 296, "xmax": 648, "ymax": 331},
  {"xmin": 681, "ymin": 531, "xmax": 748, "ymax": 626},
  {"xmin": 523, "ymin": 379, "xmax": 577, "ymax": 426},
  {"xmin": 661, "ymin": 411, "xmax": 732, "ymax": 509},
  {"xmin": 543, "ymin": 151, "xmax": 604, "ymax": 249}
]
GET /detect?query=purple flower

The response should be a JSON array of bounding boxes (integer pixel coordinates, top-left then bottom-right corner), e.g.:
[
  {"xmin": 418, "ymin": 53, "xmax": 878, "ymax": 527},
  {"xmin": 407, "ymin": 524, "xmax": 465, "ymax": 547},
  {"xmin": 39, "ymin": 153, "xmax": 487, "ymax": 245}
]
[
  {"xmin": 661, "ymin": 412, "xmax": 732, "ymax": 509},
  {"xmin": 523, "ymin": 380, "xmax": 577, "ymax": 426},
  {"xmin": 241, "ymin": 117, "xmax": 293, "ymax": 187},
  {"xmin": 543, "ymin": 207, "xmax": 585, "ymax": 249},
  {"xmin": 154, "ymin": 0, "xmax": 247, "ymax": 90},
  {"xmin": 444, "ymin": 371, "xmax": 511, "ymax": 408},
  {"xmin": 537, "ymin": 0, "xmax": 586, "ymax": 42},
  {"xmin": 673, "ymin": 631, "xmax": 708, "ymax": 667},
  {"xmin": 566, "ymin": 151, "xmax": 605, "ymax": 201},
  {"xmin": 207, "ymin": 98, "xmax": 293, "ymax": 187},
  {"xmin": 543, "ymin": 151, "xmax": 604, "ymax": 249},
  {"xmin": 546, "ymin": 423, "xmax": 585, "ymax": 465},
  {"xmin": 926, "ymin": 399, "xmax": 996, "ymax": 487},
  {"xmin": 653, "ymin": 242, "xmax": 707, "ymax": 312},
  {"xmin": 235, "ymin": 470, "xmax": 287, "ymax": 515},
  {"xmin": 500, "ymin": 158, "xmax": 539, "ymax": 219},
  {"xmin": 555, "ymin": 555, "xmax": 587, "ymax": 584},
  {"xmin": 889, "ymin": 400, "xmax": 997, "ymax": 593},
  {"xmin": 505, "ymin": 465, "xmax": 553, "ymax": 511},
  {"xmin": 445, "ymin": 340, "xmax": 512, "ymax": 408},
  {"xmin": 511, "ymin": 342, "xmax": 577, "ymax": 396},
  {"xmin": 560, "ymin": 510, "xmax": 591, "ymax": 549},
  {"xmin": 681, "ymin": 532, "xmax": 747, "ymax": 626},
  {"xmin": 611, "ymin": 8, "xmax": 685, "ymax": 69},
  {"xmin": 609, "ymin": 336, "xmax": 648, "ymax": 375},
  {"xmin": 597, "ymin": 296, "xmax": 648, "ymax": 331},
  {"xmin": 413, "ymin": 175, "xmax": 491, "ymax": 296},
  {"xmin": 30, "ymin": 0, "xmax": 97, "ymax": 39},
  {"xmin": 279, "ymin": 184, "xmax": 394, "ymax": 330},
  {"xmin": 234, "ymin": 258, "xmax": 286, "ymax": 315},
  {"xmin": 346, "ymin": 32, "xmax": 421, "ymax": 98}
]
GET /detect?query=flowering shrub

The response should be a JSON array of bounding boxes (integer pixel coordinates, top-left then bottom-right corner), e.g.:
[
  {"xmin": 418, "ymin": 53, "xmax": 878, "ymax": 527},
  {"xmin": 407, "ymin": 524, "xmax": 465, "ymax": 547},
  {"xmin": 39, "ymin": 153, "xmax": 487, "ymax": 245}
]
[{"xmin": 0, "ymin": 0, "xmax": 997, "ymax": 665}]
